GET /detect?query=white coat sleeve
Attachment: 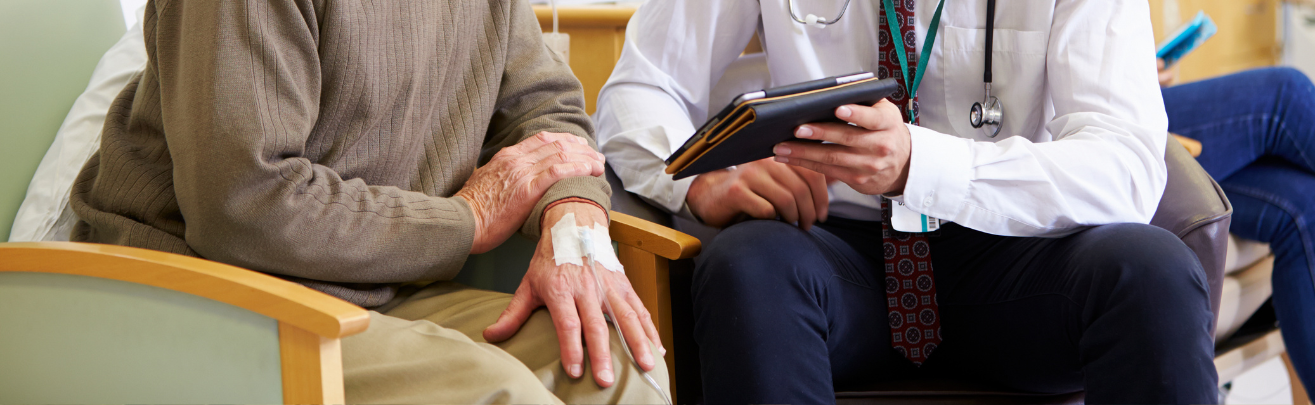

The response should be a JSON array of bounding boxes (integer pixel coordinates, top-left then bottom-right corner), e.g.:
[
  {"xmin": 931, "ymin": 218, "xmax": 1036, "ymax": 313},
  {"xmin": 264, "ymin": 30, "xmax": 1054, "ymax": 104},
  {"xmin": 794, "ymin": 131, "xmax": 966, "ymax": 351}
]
[
  {"xmin": 593, "ymin": 0, "xmax": 761, "ymax": 216},
  {"xmin": 902, "ymin": 0, "xmax": 1168, "ymax": 237}
]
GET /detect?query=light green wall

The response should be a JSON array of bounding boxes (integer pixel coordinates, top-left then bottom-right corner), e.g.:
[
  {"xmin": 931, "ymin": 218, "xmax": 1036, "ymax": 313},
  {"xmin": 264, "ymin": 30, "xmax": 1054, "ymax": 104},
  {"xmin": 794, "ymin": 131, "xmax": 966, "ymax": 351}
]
[
  {"xmin": 0, "ymin": 0, "xmax": 126, "ymax": 237},
  {"xmin": 0, "ymin": 272, "xmax": 283, "ymax": 404}
]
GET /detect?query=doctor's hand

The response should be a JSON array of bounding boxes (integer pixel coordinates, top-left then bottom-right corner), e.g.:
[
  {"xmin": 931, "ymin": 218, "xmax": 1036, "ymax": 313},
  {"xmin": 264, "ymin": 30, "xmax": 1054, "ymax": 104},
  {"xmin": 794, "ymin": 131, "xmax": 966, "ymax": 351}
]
[
  {"xmin": 483, "ymin": 202, "xmax": 663, "ymax": 388},
  {"xmin": 773, "ymin": 100, "xmax": 912, "ymax": 196},
  {"xmin": 456, "ymin": 132, "xmax": 605, "ymax": 255},
  {"xmin": 686, "ymin": 158, "xmax": 829, "ymax": 230},
  {"xmin": 1157, "ymin": 59, "xmax": 1178, "ymax": 88}
]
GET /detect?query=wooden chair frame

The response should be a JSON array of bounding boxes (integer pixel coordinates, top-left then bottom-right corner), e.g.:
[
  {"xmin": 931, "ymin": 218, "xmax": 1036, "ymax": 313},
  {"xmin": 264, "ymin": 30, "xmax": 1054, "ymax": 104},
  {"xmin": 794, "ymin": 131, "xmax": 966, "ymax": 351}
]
[{"xmin": 0, "ymin": 210, "xmax": 699, "ymax": 404}]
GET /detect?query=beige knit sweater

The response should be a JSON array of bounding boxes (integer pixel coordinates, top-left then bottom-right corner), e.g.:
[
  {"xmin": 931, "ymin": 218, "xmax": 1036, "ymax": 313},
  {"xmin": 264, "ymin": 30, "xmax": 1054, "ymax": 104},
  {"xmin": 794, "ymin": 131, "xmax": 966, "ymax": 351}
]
[{"xmin": 70, "ymin": 0, "xmax": 610, "ymax": 307}]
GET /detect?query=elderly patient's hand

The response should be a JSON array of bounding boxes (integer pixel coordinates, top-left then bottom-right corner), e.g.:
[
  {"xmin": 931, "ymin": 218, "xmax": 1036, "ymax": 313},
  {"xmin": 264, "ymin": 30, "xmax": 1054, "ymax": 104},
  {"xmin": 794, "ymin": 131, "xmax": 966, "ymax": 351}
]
[
  {"xmin": 456, "ymin": 132, "xmax": 605, "ymax": 254},
  {"xmin": 483, "ymin": 202, "xmax": 664, "ymax": 388},
  {"xmin": 773, "ymin": 99, "xmax": 912, "ymax": 196}
]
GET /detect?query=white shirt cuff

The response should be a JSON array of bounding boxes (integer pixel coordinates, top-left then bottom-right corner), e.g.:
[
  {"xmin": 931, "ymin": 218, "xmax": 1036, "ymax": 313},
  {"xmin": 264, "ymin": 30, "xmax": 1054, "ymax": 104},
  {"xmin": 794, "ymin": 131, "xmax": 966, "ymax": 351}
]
[{"xmin": 902, "ymin": 124, "xmax": 973, "ymax": 220}]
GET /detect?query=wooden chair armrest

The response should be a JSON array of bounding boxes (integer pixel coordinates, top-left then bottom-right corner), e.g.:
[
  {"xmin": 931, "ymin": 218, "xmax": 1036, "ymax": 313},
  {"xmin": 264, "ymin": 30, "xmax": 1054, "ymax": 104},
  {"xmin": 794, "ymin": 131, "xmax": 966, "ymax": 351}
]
[
  {"xmin": 533, "ymin": 5, "xmax": 638, "ymax": 28},
  {"xmin": 609, "ymin": 211, "xmax": 702, "ymax": 260},
  {"xmin": 0, "ymin": 242, "xmax": 369, "ymax": 339},
  {"xmin": 1172, "ymin": 133, "xmax": 1203, "ymax": 158},
  {"xmin": 606, "ymin": 211, "xmax": 701, "ymax": 401}
]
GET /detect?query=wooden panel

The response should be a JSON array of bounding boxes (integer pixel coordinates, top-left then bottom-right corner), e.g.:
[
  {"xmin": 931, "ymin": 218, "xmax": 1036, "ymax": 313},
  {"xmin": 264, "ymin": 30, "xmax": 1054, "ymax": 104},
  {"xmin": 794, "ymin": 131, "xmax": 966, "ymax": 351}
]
[
  {"xmin": 1283, "ymin": 353, "xmax": 1312, "ymax": 405},
  {"xmin": 617, "ymin": 244, "xmax": 677, "ymax": 402},
  {"xmin": 534, "ymin": 5, "xmax": 638, "ymax": 27},
  {"xmin": 1214, "ymin": 328, "xmax": 1286, "ymax": 384},
  {"xmin": 1171, "ymin": 133, "xmax": 1203, "ymax": 157},
  {"xmin": 279, "ymin": 323, "xmax": 345, "ymax": 405},
  {"xmin": 0, "ymin": 242, "xmax": 369, "ymax": 339},
  {"xmin": 1149, "ymin": 0, "xmax": 1280, "ymax": 84},
  {"xmin": 533, "ymin": 5, "xmax": 637, "ymax": 114}
]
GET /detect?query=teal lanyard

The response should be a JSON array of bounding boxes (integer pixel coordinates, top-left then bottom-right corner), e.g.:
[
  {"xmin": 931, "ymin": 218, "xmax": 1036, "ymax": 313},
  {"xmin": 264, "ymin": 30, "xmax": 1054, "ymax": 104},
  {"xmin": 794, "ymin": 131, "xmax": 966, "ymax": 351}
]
[{"xmin": 880, "ymin": 0, "xmax": 945, "ymax": 123}]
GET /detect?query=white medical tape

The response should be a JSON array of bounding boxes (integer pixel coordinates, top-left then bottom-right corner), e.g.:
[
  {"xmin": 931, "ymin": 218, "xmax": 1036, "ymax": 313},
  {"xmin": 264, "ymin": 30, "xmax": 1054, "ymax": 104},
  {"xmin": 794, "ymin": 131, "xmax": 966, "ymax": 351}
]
[{"xmin": 550, "ymin": 213, "xmax": 624, "ymax": 272}]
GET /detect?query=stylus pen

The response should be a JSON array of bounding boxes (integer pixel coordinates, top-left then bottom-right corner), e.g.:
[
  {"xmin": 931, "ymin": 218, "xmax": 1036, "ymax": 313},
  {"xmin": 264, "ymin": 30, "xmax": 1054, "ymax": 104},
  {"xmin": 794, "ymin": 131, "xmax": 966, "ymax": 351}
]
[{"xmin": 738, "ymin": 71, "xmax": 875, "ymax": 104}]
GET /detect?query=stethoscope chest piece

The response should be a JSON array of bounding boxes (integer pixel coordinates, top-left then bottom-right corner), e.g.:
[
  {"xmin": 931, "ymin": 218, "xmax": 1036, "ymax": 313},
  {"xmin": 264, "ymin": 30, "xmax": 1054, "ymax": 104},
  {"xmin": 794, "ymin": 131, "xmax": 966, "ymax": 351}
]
[
  {"xmin": 970, "ymin": 89, "xmax": 1003, "ymax": 138},
  {"xmin": 969, "ymin": 0, "xmax": 1003, "ymax": 138}
]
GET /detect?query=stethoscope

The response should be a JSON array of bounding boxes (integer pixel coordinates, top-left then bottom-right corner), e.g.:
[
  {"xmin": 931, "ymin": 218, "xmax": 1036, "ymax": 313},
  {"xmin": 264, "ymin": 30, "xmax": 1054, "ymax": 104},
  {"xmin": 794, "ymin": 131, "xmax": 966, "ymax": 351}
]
[
  {"xmin": 968, "ymin": 0, "xmax": 1003, "ymax": 137},
  {"xmin": 788, "ymin": 0, "xmax": 1005, "ymax": 137}
]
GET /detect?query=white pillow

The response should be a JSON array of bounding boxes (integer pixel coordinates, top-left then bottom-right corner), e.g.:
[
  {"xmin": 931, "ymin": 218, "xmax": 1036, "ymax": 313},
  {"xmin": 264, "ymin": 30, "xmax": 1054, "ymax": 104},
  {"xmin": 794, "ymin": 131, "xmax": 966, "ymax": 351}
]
[{"xmin": 8, "ymin": 7, "xmax": 147, "ymax": 242}]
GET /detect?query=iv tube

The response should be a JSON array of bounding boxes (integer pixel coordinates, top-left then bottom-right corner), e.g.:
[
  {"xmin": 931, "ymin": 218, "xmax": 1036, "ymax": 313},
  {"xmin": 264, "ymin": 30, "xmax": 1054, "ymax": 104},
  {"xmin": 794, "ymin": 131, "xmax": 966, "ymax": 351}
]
[{"xmin": 580, "ymin": 230, "xmax": 672, "ymax": 405}]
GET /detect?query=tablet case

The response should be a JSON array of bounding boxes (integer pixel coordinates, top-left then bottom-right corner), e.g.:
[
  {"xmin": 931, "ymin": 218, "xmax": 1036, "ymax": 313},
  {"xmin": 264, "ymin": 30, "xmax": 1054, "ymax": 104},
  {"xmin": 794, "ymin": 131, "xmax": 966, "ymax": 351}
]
[{"xmin": 664, "ymin": 76, "xmax": 901, "ymax": 180}]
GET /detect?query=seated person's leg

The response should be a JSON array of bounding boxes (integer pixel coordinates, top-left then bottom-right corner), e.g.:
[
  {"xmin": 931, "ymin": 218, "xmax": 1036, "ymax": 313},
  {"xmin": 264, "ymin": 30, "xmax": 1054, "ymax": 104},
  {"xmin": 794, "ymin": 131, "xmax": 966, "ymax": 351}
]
[
  {"xmin": 922, "ymin": 222, "xmax": 1217, "ymax": 404},
  {"xmin": 380, "ymin": 283, "xmax": 669, "ymax": 404},
  {"xmin": 692, "ymin": 220, "xmax": 909, "ymax": 404},
  {"xmin": 342, "ymin": 312, "xmax": 560, "ymax": 404},
  {"xmin": 1163, "ymin": 67, "xmax": 1315, "ymax": 179},
  {"xmin": 1220, "ymin": 161, "xmax": 1315, "ymax": 392}
]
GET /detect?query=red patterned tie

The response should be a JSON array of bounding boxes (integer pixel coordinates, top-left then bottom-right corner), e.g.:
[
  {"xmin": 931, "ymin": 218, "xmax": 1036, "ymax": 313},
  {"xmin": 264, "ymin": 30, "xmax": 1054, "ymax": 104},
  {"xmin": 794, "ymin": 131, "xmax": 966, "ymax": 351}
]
[{"xmin": 877, "ymin": 0, "xmax": 941, "ymax": 365}]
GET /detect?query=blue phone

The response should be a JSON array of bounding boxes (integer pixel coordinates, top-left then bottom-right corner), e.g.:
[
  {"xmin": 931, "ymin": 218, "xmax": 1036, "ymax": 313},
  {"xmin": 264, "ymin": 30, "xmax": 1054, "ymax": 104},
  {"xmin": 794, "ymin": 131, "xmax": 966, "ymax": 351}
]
[{"xmin": 1157, "ymin": 11, "xmax": 1218, "ymax": 67}]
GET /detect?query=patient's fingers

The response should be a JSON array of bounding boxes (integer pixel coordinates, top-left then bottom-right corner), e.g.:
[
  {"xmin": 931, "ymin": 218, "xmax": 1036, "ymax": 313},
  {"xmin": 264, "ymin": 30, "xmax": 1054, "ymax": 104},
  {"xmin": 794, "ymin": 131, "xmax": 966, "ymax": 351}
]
[
  {"xmin": 545, "ymin": 288, "xmax": 586, "ymax": 379},
  {"xmin": 622, "ymin": 288, "xmax": 665, "ymax": 357},
  {"xmin": 509, "ymin": 131, "xmax": 586, "ymax": 155},
  {"xmin": 606, "ymin": 287, "xmax": 656, "ymax": 371},
  {"xmin": 523, "ymin": 141, "xmax": 605, "ymax": 178},
  {"xmin": 483, "ymin": 282, "xmax": 538, "ymax": 343},
  {"xmin": 577, "ymin": 279, "xmax": 616, "ymax": 387},
  {"xmin": 536, "ymin": 161, "xmax": 605, "ymax": 191},
  {"xmin": 524, "ymin": 139, "xmax": 605, "ymax": 166}
]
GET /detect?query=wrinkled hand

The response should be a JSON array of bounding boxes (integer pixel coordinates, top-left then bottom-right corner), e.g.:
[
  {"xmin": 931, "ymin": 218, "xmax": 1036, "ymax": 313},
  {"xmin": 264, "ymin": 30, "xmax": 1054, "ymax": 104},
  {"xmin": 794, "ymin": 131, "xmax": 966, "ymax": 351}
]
[
  {"xmin": 1158, "ymin": 59, "xmax": 1177, "ymax": 88},
  {"xmin": 483, "ymin": 202, "xmax": 664, "ymax": 388},
  {"xmin": 456, "ymin": 132, "xmax": 605, "ymax": 254},
  {"xmin": 773, "ymin": 100, "xmax": 912, "ymax": 196},
  {"xmin": 686, "ymin": 158, "xmax": 829, "ymax": 230}
]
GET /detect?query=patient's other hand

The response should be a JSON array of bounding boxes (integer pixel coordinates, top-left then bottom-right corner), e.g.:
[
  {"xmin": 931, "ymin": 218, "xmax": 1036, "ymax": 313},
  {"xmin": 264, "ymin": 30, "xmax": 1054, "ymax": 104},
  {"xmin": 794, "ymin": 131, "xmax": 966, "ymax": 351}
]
[
  {"xmin": 483, "ymin": 202, "xmax": 664, "ymax": 388},
  {"xmin": 456, "ymin": 132, "xmax": 605, "ymax": 254},
  {"xmin": 686, "ymin": 158, "xmax": 829, "ymax": 230}
]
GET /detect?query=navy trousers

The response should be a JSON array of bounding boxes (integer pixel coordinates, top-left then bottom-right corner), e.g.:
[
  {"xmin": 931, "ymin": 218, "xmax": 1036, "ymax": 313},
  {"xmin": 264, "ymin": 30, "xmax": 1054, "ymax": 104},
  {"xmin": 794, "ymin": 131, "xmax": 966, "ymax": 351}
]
[{"xmin": 692, "ymin": 219, "xmax": 1218, "ymax": 404}]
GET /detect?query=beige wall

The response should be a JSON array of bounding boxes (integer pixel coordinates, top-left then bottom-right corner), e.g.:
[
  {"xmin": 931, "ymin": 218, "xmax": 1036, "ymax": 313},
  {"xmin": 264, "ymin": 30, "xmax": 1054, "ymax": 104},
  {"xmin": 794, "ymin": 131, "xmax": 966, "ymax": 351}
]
[{"xmin": 1148, "ymin": 0, "xmax": 1281, "ymax": 84}]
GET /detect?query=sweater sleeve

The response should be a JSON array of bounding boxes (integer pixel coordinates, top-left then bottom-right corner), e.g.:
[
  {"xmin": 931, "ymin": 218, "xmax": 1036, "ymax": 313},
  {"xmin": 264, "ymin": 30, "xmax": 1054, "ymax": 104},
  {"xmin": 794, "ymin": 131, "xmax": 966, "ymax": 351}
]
[
  {"xmin": 150, "ymin": 0, "xmax": 475, "ymax": 283},
  {"xmin": 483, "ymin": 0, "xmax": 612, "ymax": 238}
]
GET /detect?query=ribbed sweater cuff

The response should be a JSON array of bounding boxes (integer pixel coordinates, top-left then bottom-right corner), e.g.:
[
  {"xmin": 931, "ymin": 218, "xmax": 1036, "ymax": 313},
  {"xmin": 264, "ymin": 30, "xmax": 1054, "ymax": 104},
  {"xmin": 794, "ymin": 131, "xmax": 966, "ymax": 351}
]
[{"xmin": 522, "ymin": 176, "xmax": 612, "ymax": 237}]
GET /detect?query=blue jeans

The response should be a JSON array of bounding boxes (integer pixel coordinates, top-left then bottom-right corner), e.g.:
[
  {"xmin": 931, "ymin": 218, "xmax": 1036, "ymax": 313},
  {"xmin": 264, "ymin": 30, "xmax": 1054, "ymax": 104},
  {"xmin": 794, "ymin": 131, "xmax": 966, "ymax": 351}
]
[
  {"xmin": 693, "ymin": 220, "xmax": 1217, "ymax": 404},
  {"xmin": 1163, "ymin": 67, "xmax": 1315, "ymax": 391}
]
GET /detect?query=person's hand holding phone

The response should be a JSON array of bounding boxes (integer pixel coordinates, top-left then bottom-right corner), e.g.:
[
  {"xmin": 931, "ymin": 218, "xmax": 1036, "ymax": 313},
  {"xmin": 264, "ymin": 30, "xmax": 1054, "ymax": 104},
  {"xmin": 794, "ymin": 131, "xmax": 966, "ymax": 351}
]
[{"xmin": 1158, "ymin": 59, "xmax": 1178, "ymax": 88}]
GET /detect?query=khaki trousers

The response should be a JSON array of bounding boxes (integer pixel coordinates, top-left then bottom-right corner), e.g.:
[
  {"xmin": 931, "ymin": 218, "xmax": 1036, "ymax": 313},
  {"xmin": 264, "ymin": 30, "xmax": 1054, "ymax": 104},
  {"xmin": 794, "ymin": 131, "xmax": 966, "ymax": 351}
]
[{"xmin": 341, "ymin": 282, "xmax": 670, "ymax": 404}]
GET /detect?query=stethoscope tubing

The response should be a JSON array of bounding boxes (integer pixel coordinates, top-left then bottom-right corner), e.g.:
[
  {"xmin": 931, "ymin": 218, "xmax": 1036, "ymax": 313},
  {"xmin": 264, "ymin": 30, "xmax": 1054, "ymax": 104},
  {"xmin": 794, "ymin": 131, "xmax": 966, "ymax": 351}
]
[
  {"xmin": 787, "ymin": 0, "xmax": 854, "ymax": 26},
  {"xmin": 789, "ymin": 0, "xmax": 1004, "ymax": 136}
]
